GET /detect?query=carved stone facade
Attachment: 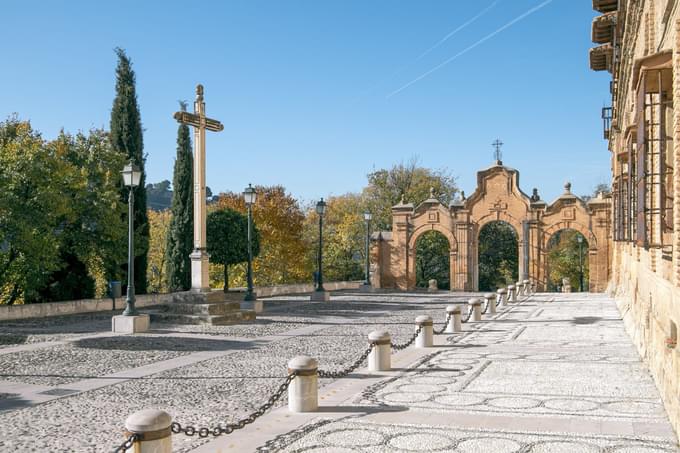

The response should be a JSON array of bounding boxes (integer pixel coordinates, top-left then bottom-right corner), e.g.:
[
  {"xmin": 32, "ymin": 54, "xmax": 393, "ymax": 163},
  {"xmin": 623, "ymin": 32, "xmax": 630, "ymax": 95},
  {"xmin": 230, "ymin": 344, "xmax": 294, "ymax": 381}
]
[
  {"xmin": 370, "ymin": 163, "xmax": 612, "ymax": 292},
  {"xmin": 591, "ymin": 0, "xmax": 680, "ymax": 438}
]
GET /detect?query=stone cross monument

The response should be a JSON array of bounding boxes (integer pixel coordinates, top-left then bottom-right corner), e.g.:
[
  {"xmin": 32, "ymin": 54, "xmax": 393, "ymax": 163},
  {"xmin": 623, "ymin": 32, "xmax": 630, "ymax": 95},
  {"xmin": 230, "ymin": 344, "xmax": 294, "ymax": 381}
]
[{"xmin": 173, "ymin": 84, "xmax": 224, "ymax": 292}]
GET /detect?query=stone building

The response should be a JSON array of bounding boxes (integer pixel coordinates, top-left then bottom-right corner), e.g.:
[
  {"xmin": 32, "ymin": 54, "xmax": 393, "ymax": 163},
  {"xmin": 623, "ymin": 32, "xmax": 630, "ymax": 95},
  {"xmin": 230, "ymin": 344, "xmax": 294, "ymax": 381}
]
[{"xmin": 590, "ymin": 0, "xmax": 680, "ymax": 436}]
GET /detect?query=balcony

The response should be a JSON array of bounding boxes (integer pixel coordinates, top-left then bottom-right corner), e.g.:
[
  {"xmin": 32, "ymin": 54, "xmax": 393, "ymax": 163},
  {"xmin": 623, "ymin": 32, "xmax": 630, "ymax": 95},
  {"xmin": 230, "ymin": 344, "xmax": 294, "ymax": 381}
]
[
  {"xmin": 593, "ymin": 0, "xmax": 617, "ymax": 13},
  {"xmin": 592, "ymin": 12, "xmax": 616, "ymax": 44},
  {"xmin": 602, "ymin": 106, "xmax": 612, "ymax": 140},
  {"xmin": 590, "ymin": 43, "xmax": 613, "ymax": 71}
]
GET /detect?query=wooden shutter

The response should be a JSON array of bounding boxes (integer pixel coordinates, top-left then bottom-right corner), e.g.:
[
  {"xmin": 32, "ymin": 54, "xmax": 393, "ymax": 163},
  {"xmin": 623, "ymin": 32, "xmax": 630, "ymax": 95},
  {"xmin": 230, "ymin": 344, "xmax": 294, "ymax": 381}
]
[{"xmin": 636, "ymin": 72, "xmax": 648, "ymax": 247}]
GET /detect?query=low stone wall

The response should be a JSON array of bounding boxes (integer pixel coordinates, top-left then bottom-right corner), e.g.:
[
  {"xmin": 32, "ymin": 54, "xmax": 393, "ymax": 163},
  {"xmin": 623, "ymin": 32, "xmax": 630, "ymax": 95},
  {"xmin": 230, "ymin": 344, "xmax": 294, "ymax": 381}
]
[
  {"xmin": 0, "ymin": 281, "xmax": 364, "ymax": 322},
  {"xmin": 609, "ymin": 244, "xmax": 680, "ymax": 438}
]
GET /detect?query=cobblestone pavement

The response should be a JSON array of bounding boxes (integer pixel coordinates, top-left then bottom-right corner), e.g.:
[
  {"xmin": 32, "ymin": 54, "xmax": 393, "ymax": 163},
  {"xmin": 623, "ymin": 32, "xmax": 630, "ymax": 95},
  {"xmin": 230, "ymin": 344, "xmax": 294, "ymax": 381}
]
[
  {"xmin": 0, "ymin": 291, "xmax": 468, "ymax": 452},
  {"xmin": 0, "ymin": 291, "xmax": 678, "ymax": 452}
]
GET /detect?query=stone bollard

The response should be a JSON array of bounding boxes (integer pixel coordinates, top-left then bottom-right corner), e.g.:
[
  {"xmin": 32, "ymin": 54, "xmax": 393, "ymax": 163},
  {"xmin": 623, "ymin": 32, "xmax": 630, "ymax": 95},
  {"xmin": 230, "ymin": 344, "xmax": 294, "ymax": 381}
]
[
  {"xmin": 368, "ymin": 330, "xmax": 391, "ymax": 372},
  {"xmin": 497, "ymin": 288, "xmax": 507, "ymax": 308},
  {"xmin": 428, "ymin": 279, "xmax": 438, "ymax": 292},
  {"xmin": 516, "ymin": 281, "xmax": 524, "ymax": 297},
  {"xmin": 508, "ymin": 285, "xmax": 517, "ymax": 302},
  {"xmin": 124, "ymin": 409, "xmax": 173, "ymax": 453},
  {"xmin": 484, "ymin": 292, "xmax": 497, "ymax": 314},
  {"xmin": 468, "ymin": 298, "xmax": 483, "ymax": 321},
  {"xmin": 523, "ymin": 279, "xmax": 531, "ymax": 296},
  {"xmin": 445, "ymin": 305, "xmax": 462, "ymax": 333},
  {"xmin": 287, "ymin": 356, "xmax": 318, "ymax": 412},
  {"xmin": 415, "ymin": 315, "xmax": 434, "ymax": 347}
]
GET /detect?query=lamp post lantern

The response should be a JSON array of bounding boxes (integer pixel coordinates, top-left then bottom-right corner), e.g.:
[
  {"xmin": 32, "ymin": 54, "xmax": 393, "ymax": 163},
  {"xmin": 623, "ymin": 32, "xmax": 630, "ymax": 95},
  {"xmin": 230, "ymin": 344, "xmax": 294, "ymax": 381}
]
[
  {"xmin": 243, "ymin": 184, "xmax": 256, "ymax": 302},
  {"xmin": 363, "ymin": 211, "xmax": 372, "ymax": 286},
  {"xmin": 121, "ymin": 160, "xmax": 141, "ymax": 316},
  {"xmin": 315, "ymin": 198, "xmax": 327, "ymax": 292},
  {"xmin": 577, "ymin": 234, "xmax": 584, "ymax": 292}
]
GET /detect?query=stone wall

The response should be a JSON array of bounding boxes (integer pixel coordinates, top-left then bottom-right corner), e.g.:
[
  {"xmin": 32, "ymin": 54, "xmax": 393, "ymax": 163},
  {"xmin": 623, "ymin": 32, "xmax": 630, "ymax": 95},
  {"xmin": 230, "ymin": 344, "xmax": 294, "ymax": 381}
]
[
  {"xmin": 609, "ymin": 244, "xmax": 680, "ymax": 437},
  {"xmin": 0, "ymin": 281, "xmax": 363, "ymax": 321}
]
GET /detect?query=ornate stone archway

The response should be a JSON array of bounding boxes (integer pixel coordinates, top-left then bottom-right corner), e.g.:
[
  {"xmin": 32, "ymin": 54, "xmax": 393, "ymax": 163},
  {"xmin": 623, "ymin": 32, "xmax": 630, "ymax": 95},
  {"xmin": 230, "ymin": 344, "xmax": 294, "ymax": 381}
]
[{"xmin": 370, "ymin": 163, "xmax": 612, "ymax": 292}]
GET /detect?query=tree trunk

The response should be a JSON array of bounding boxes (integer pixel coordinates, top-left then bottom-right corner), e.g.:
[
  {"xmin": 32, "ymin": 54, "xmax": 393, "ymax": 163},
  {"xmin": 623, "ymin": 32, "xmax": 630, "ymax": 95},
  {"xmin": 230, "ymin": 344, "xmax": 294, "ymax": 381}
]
[{"xmin": 223, "ymin": 264, "xmax": 229, "ymax": 292}]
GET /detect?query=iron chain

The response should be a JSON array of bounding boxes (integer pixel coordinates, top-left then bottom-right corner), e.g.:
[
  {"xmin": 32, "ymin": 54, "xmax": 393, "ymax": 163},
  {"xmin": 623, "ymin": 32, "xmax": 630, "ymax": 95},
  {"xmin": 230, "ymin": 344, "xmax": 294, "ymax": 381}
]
[
  {"xmin": 434, "ymin": 313, "xmax": 451, "ymax": 334},
  {"xmin": 391, "ymin": 324, "xmax": 423, "ymax": 351},
  {"xmin": 113, "ymin": 433, "xmax": 139, "ymax": 453},
  {"xmin": 318, "ymin": 343, "xmax": 374, "ymax": 379},
  {"xmin": 171, "ymin": 373, "xmax": 296, "ymax": 439},
  {"xmin": 482, "ymin": 298, "xmax": 490, "ymax": 314},
  {"xmin": 461, "ymin": 305, "xmax": 473, "ymax": 323}
]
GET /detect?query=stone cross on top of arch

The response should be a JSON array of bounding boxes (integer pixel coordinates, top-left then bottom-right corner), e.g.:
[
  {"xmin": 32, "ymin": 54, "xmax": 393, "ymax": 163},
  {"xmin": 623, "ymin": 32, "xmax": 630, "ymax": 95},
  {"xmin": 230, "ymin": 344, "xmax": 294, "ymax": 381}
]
[{"xmin": 492, "ymin": 139, "xmax": 503, "ymax": 164}]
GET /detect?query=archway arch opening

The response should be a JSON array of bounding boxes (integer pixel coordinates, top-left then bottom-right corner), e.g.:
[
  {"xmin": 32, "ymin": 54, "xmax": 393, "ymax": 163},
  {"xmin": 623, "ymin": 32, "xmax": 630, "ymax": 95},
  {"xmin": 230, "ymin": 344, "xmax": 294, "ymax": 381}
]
[
  {"xmin": 478, "ymin": 221, "xmax": 519, "ymax": 291},
  {"xmin": 546, "ymin": 229, "xmax": 589, "ymax": 292},
  {"xmin": 415, "ymin": 230, "xmax": 450, "ymax": 290}
]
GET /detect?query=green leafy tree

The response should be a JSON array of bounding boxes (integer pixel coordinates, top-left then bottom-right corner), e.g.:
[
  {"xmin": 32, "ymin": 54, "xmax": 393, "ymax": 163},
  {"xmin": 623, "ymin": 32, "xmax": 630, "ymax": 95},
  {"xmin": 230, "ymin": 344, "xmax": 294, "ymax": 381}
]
[
  {"xmin": 147, "ymin": 180, "xmax": 172, "ymax": 211},
  {"xmin": 0, "ymin": 118, "xmax": 69, "ymax": 304},
  {"xmin": 110, "ymin": 47, "xmax": 149, "ymax": 294},
  {"xmin": 478, "ymin": 221, "xmax": 518, "ymax": 291},
  {"xmin": 415, "ymin": 231, "xmax": 451, "ymax": 289},
  {"xmin": 207, "ymin": 208, "xmax": 260, "ymax": 291},
  {"xmin": 303, "ymin": 194, "xmax": 366, "ymax": 282},
  {"xmin": 363, "ymin": 156, "xmax": 458, "ymax": 231},
  {"xmin": 211, "ymin": 187, "xmax": 310, "ymax": 286},
  {"xmin": 547, "ymin": 229, "xmax": 589, "ymax": 291},
  {"xmin": 165, "ymin": 102, "xmax": 194, "ymax": 292},
  {"xmin": 39, "ymin": 130, "xmax": 127, "ymax": 301}
]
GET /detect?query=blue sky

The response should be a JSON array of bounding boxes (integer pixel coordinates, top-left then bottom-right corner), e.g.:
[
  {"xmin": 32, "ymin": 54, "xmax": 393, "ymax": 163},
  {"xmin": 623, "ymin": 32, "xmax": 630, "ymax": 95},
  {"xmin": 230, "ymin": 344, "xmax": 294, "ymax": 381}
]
[{"xmin": 1, "ymin": 0, "xmax": 610, "ymax": 204}]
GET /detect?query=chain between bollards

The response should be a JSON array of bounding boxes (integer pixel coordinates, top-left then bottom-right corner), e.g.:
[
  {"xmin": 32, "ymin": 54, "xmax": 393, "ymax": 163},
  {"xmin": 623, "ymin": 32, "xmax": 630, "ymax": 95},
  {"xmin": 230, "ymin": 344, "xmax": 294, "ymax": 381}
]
[
  {"xmin": 318, "ymin": 344, "xmax": 374, "ymax": 378},
  {"xmin": 434, "ymin": 313, "xmax": 452, "ymax": 334},
  {"xmin": 170, "ymin": 372, "xmax": 296, "ymax": 439},
  {"xmin": 391, "ymin": 324, "xmax": 423, "ymax": 350},
  {"xmin": 461, "ymin": 305, "xmax": 473, "ymax": 323}
]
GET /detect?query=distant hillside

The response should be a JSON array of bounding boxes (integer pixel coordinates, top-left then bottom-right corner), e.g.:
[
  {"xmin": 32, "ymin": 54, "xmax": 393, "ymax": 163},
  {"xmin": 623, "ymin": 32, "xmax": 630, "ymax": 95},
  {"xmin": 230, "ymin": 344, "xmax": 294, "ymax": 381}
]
[{"xmin": 146, "ymin": 180, "xmax": 213, "ymax": 211}]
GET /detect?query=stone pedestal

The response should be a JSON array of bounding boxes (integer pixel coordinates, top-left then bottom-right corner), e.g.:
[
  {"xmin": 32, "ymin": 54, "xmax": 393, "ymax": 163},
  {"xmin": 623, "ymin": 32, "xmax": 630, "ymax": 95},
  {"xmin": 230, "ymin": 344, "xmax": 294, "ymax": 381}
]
[
  {"xmin": 415, "ymin": 315, "xmax": 433, "ymax": 348},
  {"xmin": 190, "ymin": 249, "xmax": 211, "ymax": 292},
  {"xmin": 469, "ymin": 298, "xmax": 483, "ymax": 321},
  {"xmin": 497, "ymin": 288, "xmax": 508, "ymax": 307},
  {"xmin": 125, "ymin": 409, "xmax": 172, "ymax": 453},
  {"xmin": 288, "ymin": 356, "xmax": 318, "ymax": 412},
  {"xmin": 484, "ymin": 293, "xmax": 497, "ymax": 314},
  {"xmin": 368, "ymin": 331, "xmax": 391, "ymax": 371},
  {"xmin": 310, "ymin": 290, "xmax": 330, "ymax": 302},
  {"xmin": 427, "ymin": 279, "xmax": 438, "ymax": 292},
  {"xmin": 508, "ymin": 285, "xmax": 517, "ymax": 302},
  {"xmin": 241, "ymin": 300, "xmax": 263, "ymax": 313},
  {"xmin": 445, "ymin": 305, "xmax": 462, "ymax": 333},
  {"xmin": 112, "ymin": 314, "xmax": 150, "ymax": 333}
]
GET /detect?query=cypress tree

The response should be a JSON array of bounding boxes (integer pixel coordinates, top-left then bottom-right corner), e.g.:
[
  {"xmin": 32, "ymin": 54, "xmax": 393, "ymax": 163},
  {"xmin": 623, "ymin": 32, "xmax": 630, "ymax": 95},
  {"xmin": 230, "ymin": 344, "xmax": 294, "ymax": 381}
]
[
  {"xmin": 165, "ymin": 101, "xmax": 194, "ymax": 291},
  {"xmin": 110, "ymin": 47, "xmax": 149, "ymax": 294}
]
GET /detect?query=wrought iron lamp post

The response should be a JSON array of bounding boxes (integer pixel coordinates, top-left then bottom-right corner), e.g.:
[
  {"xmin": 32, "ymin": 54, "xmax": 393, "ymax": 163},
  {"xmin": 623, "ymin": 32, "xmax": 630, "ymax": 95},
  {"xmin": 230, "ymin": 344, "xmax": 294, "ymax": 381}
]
[
  {"xmin": 121, "ymin": 160, "xmax": 141, "ymax": 316},
  {"xmin": 363, "ymin": 211, "xmax": 372, "ymax": 286},
  {"xmin": 315, "ymin": 198, "xmax": 327, "ymax": 292},
  {"xmin": 577, "ymin": 234, "xmax": 584, "ymax": 292},
  {"xmin": 243, "ymin": 184, "xmax": 256, "ymax": 302}
]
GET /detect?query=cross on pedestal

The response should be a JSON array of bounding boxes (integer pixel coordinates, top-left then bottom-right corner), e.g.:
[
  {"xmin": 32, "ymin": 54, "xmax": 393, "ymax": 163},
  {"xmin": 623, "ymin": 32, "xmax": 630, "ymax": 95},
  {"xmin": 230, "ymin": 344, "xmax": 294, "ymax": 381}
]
[
  {"xmin": 173, "ymin": 84, "xmax": 224, "ymax": 292},
  {"xmin": 492, "ymin": 139, "xmax": 503, "ymax": 165}
]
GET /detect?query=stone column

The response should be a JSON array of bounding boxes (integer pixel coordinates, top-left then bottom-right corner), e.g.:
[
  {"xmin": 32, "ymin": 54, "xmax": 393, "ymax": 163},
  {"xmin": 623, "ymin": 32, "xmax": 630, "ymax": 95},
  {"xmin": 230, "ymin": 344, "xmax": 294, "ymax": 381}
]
[
  {"xmin": 191, "ymin": 86, "xmax": 210, "ymax": 292},
  {"xmin": 445, "ymin": 305, "xmax": 462, "ymax": 333},
  {"xmin": 287, "ymin": 356, "xmax": 318, "ymax": 412},
  {"xmin": 469, "ymin": 298, "xmax": 483, "ymax": 321},
  {"xmin": 415, "ymin": 315, "xmax": 433, "ymax": 347},
  {"xmin": 368, "ymin": 330, "xmax": 391, "ymax": 371},
  {"xmin": 124, "ymin": 409, "xmax": 172, "ymax": 453}
]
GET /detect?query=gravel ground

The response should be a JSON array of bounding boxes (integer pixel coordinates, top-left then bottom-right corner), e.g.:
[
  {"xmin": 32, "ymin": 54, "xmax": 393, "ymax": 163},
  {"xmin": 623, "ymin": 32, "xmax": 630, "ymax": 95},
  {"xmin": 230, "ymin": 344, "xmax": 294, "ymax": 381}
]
[{"xmin": 0, "ymin": 292, "xmax": 462, "ymax": 452}]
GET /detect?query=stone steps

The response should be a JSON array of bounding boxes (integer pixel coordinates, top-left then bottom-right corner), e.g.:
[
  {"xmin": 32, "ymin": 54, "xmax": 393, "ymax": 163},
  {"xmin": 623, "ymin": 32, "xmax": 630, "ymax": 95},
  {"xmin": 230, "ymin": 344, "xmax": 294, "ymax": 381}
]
[
  {"xmin": 152, "ymin": 290, "xmax": 256, "ymax": 325},
  {"xmin": 150, "ymin": 310, "xmax": 255, "ymax": 325}
]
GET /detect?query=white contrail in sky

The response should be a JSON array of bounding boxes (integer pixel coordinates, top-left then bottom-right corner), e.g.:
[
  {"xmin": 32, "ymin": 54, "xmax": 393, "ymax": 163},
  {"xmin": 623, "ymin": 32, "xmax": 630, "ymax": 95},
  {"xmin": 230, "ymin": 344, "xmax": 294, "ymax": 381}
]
[
  {"xmin": 349, "ymin": 1, "xmax": 499, "ymax": 105},
  {"xmin": 414, "ymin": 0, "xmax": 499, "ymax": 62},
  {"xmin": 387, "ymin": 0, "xmax": 554, "ymax": 99}
]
